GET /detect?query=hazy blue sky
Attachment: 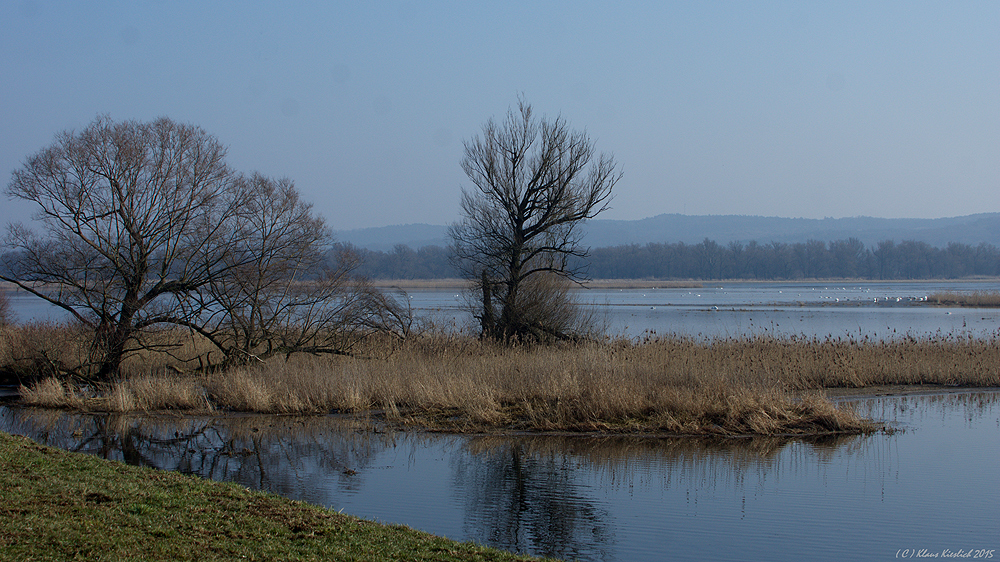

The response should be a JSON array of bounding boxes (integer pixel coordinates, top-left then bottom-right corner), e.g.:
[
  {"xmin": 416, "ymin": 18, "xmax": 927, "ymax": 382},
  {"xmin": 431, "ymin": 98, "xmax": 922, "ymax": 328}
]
[{"xmin": 2, "ymin": 1, "xmax": 997, "ymax": 230}]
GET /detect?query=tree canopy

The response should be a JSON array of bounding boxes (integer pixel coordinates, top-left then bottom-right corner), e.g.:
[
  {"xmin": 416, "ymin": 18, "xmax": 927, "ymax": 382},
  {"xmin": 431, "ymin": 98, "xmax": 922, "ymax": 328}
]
[
  {"xmin": 3, "ymin": 116, "xmax": 403, "ymax": 379},
  {"xmin": 450, "ymin": 100, "xmax": 621, "ymax": 340}
]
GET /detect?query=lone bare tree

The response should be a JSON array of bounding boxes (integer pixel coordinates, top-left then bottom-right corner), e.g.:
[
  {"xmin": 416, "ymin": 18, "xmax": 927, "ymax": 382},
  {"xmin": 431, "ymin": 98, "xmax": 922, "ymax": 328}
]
[{"xmin": 450, "ymin": 100, "xmax": 621, "ymax": 341}]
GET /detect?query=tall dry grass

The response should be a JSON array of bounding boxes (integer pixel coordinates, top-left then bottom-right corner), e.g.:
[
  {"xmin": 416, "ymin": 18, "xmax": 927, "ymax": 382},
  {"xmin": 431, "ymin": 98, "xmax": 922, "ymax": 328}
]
[
  {"xmin": 18, "ymin": 377, "xmax": 87, "ymax": 409},
  {"xmin": 0, "ymin": 322, "xmax": 224, "ymax": 382},
  {"xmin": 105, "ymin": 374, "xmax": 211, "ymax": 411},
  {"xmin": 0, "ymin": 322, "xmax": 94, "ymax": 378},
  {"xmin": 927, "ymin": 291, "xmax": 1000, "ymax": 307},
  {"xmin": 14, "ymin": 330, "xmax": 1000, "ymax": 435}
]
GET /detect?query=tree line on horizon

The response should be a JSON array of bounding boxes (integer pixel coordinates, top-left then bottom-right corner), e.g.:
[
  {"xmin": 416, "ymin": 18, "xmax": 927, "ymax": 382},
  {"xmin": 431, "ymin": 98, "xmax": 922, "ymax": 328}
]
[{"xmin": 345, "ymin": 237, "xmax": 1000, "ymax": 281}]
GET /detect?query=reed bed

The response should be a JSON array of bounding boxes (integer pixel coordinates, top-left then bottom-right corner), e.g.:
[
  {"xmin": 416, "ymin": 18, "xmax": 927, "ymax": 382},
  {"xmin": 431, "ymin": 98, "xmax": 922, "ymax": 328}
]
[
  {"xmin": 927, "ymin": 291, "xmax": 1000, "ymax": 307},
  {"xmin": 17, "ymin": 329, "xmax": 1000, "ymax": 436}
]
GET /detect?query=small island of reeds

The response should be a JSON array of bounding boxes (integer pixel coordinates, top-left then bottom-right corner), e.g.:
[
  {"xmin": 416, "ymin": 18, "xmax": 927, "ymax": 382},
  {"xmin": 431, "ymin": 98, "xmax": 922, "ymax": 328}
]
[{"xmin": 8, "ymin": 326, "xmax": 999, "ymax": 437}]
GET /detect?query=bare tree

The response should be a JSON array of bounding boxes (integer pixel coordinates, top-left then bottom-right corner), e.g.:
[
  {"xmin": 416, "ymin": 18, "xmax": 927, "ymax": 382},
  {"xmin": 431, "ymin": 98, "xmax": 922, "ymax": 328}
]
[
  {"xmin": 3, "ymin": 116, "xmax": 242, "ymax": 379},
  {"xmin": 2, "ymin": 116, "xmax": 407, "ymax": 379},
  {"xmin": 176, "ymin": 175, "xmax": 410, "ymax": 366},
  {"xmin": 450, "ymin": 100, "xmax": 621, "ymax": 341}
]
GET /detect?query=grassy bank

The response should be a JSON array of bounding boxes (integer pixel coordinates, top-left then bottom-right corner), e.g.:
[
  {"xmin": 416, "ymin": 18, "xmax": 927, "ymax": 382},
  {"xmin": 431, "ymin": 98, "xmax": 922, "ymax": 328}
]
[
  {"xmin": 20, "ymin": 330, "xmax": 1000, "ymax": 436},
  {"xmin": 0, "ymin": 431, "xmax": 548, "ymax": 562}
]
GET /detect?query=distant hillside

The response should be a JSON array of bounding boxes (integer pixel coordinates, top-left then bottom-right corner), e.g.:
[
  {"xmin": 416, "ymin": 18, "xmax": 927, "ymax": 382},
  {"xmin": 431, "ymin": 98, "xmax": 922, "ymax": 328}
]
[
  {"xmin": 335, "ymin": 213, "xmax": 1000, "ymax": 251},
  {"xmin": 334, "ymin": 223, "xmax": 451, "ymax": 252},
  {"xmin": 584, "ymin": 213, "xmax": 1000, "ymax": 249}
]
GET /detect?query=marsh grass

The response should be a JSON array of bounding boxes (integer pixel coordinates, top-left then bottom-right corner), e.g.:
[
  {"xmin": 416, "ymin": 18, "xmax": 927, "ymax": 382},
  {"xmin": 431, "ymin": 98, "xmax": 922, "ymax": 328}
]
[
  {"xmin": 107, "ymin": 374, "xmax": 212, "ymax": 412},
  {"xmin": 18, "ymin": 376, "xmax": 86, "ymax": 409},
  {"xmin": 10, "ymin": 318, "xmax": 999, "ymax": 435},
  {"xmin": 927, "ymin": 291, "xmax": 1000, "ymax": 307},
  {"xmin": 0, "ymin": 322, "xmax": 226, "ymax": 384},
  {"xmin": 0, "ymin": 321, "xmax": 93, "ymax": 378},
  {"xmin": 20, "ymin": 329, "xmax": 999, "ymax": 435}
]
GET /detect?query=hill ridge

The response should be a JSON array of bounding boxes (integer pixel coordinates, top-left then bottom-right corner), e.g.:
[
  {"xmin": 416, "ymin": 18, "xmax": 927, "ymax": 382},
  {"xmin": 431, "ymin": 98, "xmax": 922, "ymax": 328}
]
[{"xmin": 335, "ymin": 213, "xmax": 1000, "ymax": 251}]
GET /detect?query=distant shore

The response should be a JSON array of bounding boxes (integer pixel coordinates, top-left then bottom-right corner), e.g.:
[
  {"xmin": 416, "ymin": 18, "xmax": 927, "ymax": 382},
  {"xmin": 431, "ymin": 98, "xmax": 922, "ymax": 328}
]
[
  {"xmin": 369, "ymin": 278, "xmax": 707, "ymax": 290},
  {"xmin": 369, "ymin": 277, "xmax": 1000, "ymax": 291},
  {"xmin": 7, "ymin": 277, "xmax": 999, "ymax": 293}
]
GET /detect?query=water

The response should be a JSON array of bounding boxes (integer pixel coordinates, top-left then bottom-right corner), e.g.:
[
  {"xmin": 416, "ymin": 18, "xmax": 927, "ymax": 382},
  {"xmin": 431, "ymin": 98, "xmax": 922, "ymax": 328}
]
[
  {"xmin": 3, "ymin": 391, "xmax": 998, "ymax": 561},
  {"xmin": 4, "ymin": 289, "xmax": 68, "ymax": 323},
  {"xmin": 8, "ymin": 281, "xmax": 1000, "ymax": 340},
  {"xmin": 407, "ymin": 281, "xmax": 1000, "ymax": 340}
]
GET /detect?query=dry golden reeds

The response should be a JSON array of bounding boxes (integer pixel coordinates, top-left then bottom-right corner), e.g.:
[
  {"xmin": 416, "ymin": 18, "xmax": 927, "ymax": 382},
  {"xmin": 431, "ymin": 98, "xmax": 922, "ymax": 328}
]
[
  {"xmin": 13, "ymin": 330, "xmax": 1000, "ymax": 436},
  {"xmin": 106, "ymin": 374, "xmax": 211, "ymax": 412},
  {"xmin": 0, "ymin": 322, "xmax": 93, "ymax": 377},
  {"xmin": 18, "ymin": 377, "xmax": 86, "ymax": 409},
  {"xmin": 927, "ymin": 291, "xmax": 1000, "ymax": 307}
]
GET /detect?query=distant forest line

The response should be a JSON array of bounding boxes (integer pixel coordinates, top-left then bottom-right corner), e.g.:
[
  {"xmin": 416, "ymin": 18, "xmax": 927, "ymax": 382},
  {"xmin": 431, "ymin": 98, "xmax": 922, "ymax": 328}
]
[{"xmin": 345, "ymin": 238, "xmax": 1000, "ymax": 281}]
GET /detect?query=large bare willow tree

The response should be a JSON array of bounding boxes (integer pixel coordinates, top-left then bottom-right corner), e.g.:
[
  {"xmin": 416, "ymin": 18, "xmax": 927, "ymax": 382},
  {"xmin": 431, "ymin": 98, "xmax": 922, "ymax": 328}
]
[
  {"xmin": 3, "ymin": 116, "xmax": 241, "ymax": 378},
  {"xmin": 2, "ymin": 116, "xmax": 401, "ymax": 380},
  {"xmin": 450, "ymin": 100, "xmax": 621, "ymax": 341}
]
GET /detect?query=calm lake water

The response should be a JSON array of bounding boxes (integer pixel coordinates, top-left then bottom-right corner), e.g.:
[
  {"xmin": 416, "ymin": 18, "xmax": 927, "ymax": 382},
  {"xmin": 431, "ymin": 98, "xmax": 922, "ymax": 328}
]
[
  {"xmin": 406, "ymin": 280, "xmax": 1000, "ymax": 340},
  {"xmin": 8, "ymin": 280, "xmax": 1000, "ymax": 340},
  {"xmin": 2, "ymin": 391, "xmax": 998, "ymax": 561}
]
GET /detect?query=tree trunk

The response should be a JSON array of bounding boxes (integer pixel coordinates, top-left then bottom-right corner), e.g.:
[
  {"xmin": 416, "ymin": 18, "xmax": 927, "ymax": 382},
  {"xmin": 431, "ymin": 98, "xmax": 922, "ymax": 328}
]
[
  {"xmin": 94, "ymin": 325, "xmax": 128, "ymax": 381},
  {"xmin": 479, "ymin": 270, "xmax": 495, "ymax": 338}
]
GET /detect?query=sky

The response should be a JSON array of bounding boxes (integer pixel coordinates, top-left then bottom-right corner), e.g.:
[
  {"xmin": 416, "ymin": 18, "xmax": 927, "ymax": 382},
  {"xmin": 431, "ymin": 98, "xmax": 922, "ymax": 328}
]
[{"xmin": 1, "ymin": 1, "xmax": 997, "ymax": 231}]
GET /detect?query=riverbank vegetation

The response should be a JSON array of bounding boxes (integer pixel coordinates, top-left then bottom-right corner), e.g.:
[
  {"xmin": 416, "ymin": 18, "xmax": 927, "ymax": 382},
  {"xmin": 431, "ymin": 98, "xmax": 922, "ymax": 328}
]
[
  {"xmin": 927, "ymin": 291, "xmax": 1000, "ymax": 307},
  {"xmin": 9, "ymin": 325, "xmax": 999, "ymax": 436},
  {"xmin": 0, "ymin": 432, "xmax": 547, "ymax": 562}
]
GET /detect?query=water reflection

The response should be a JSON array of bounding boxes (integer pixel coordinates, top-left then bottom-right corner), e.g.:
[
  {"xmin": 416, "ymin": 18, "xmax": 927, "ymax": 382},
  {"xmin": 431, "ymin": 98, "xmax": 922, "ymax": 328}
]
[
  {"xmin": 2, "ymin": 391, "xmax": 998, "ymax": 562},
  {"xmin": 851, "ymin": 390, "xmax": 1000, "ymax": 429},
  {"xmin": 0, "ymin": 410, "xmax": 393, "ymax": 506},
  {"xmin": 455, "ymin": 432, "xmax": 888, "ymax": 560},
  {"xmin": 455, "ymin": 439, "xmax": 616, "ymax": 560}
]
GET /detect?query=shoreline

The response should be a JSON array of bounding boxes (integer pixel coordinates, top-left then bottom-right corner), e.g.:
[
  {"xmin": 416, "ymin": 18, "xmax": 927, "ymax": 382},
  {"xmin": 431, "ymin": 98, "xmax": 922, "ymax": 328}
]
[
  {"xmin": 819, "ymin": 384, "xmax": 1000, "ymax": 401},
  {"xmin": 10, "ymin": 277, "xmax": 999, "ymax": 291},
  {"xmin": 8, "ymin": 384, "xmax": 998, "ymax": 438},
  {"xmin": 0, "ymin": 432, "xmax": 547, "ymax": 562},
  {"xmin": 6, "ymin": 323, "xmax": 999, "ymax": 437},
  {"xmin": 368, "ymin": 277, "xmax": 1000, "ymax": 290}
]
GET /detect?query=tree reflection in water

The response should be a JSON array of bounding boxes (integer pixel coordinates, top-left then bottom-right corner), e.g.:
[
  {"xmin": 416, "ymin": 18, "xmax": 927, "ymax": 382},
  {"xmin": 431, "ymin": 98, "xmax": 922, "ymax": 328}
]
[
  {"xmin": 453, "ymin": 439, "xmax": 615, "ymax": 560},
  {"xmin": 3, "ymin": 401, "xmax": 934, "ymax": 562},
  {"xmin": 454, "ymin": 432, "xmax": 866, "ymax": 560},
  {"xmin": 0, "ymin": 408, "xmax": 392, "ymax": 505}
]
